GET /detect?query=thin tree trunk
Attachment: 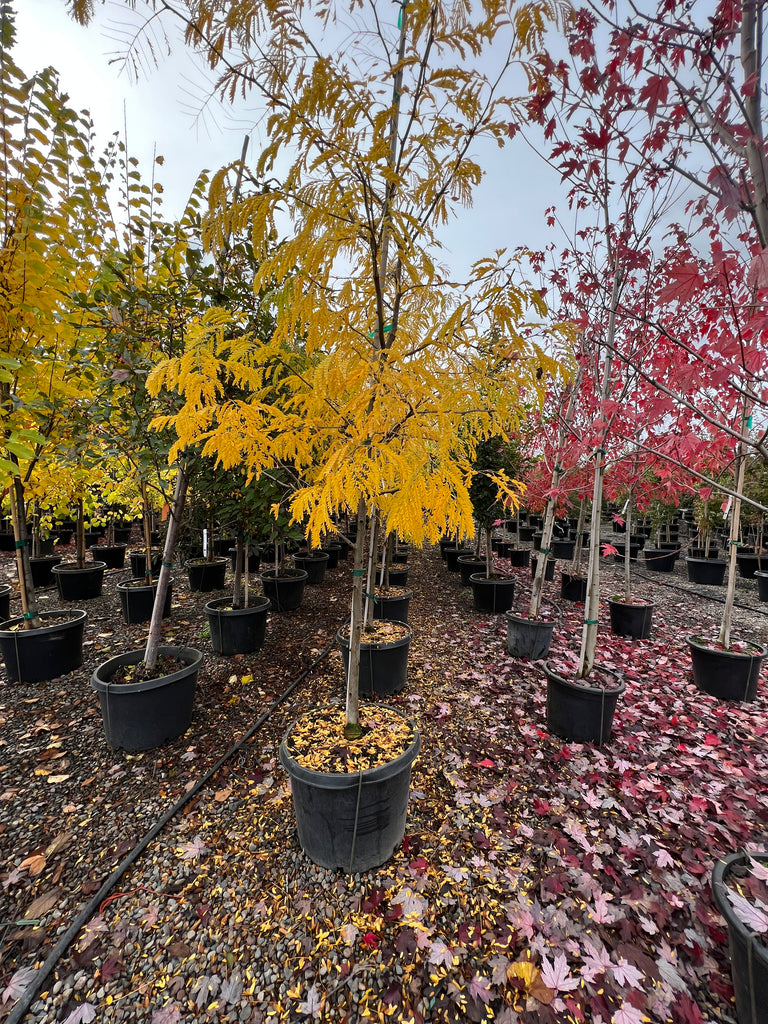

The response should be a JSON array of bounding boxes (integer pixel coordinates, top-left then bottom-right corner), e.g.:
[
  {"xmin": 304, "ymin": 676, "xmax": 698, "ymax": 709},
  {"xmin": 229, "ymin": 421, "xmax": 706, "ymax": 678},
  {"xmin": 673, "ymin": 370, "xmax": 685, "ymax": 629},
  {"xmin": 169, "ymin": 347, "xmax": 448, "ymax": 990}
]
[
  {"xmin": 571, "ymin": 500, "xmax": 587, "ymax": 574},
  {"xmin": 144, "ymin": 462, "xmax": 189, "ymax": 670},
  {"xmin": 720, "ymin": 400, "xmax": 752, "ymax": 648},
  {"xmin": 345, "ymin": 496, "xmax": 368, "ymax": 738},
  {"xmin": 141, "ymin": 479, "xmax": 153, "ymax": 580},
  {"xmin": 232, "ymin": 532, "xmax": 244, "ymax": 610},
  {"xmin": 9, "ymin": 475, "xmax": 39, "ymax": 629},
  {"xmin": 363, "ymin": 510, "xmax": 379, "ymax": 626},
  {"xmin": 623, "ymin": 492, "xmax": 634, "ymax": 604}
]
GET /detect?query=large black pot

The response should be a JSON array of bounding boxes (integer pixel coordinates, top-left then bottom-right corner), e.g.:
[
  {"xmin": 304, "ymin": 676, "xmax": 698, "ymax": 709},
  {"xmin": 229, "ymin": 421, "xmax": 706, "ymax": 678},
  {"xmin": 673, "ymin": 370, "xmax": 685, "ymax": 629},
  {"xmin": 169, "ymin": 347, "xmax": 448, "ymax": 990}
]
[
  {"xmin": 544, "ymin": 662, "xmax": 626, "ymax": 745},
  {"xmin": 756, "ymin": 571, "xmax": 768, "ymax": 602},
  {"xmin": 0, "ymin": 609, "xmax": 87, "ymax": 683},
  {"xmin": 0, "ymin": 584, "xmax": 10, "ymax": 622},
  {"xmin": 737, "ymin": 553, "xmax": 766, "ymax": 579},
  {"xmin": 337, "ymin": 621, "xmax": 412, "ymax": 696},
  {"xmin": 685, "ymin": 557, "xmax": 727, "ymax": 586},
  {"xmin": 204, "ymin": 596, "xmax": 270, "ymax": 655},
  {"xmin": 608, "ymin": 599, "xmax": 654, "ymax": 640},
  {"xmin": 293, "ymin": 550, "xmax": 330, "ymax": 584},
  {"xmin": 643, "ymin": 548, "xmax": 676, "ymax": 573},
  {"xmin": 89, "ymin": 544, "xmax": 127, "ymax": 570},
  {"xmin": 469, "ymin": 573, "xmax": 516, "ymax": 614},
  {"xmin": 613, "ymin": 542, "xmax": 641, "ymax": 561},
  {"xmin": 129, "ymin": 550, "xmax": 162, "ymax": 580},
  {"xmin": 260, "ymin": 568, "xmax": 308, "ymax": 611},
  {"xmin": 375, "ymin": 565, "xmax": 409, "ymax": 587},
  {"xmin": 712, "ymin": 850, "xmax": 768, "ymax": 1024},
  {"xmin": 688, "ymin": 635, "xmax": 766, "ymax": 702},
  {"xmin": 505, "ymin": 612, "xmax": 554, "ymax": 660},
  {"xmin": 560, "ymin": 571, "xmax": 587, "ymax": 603},
  {"xmin": 321, "ymin": 544, "xmax": 341, "ymax": 570},
  {"xmin": 52, "ymin": 561, "xmax": 106, "ymax": 600},
  {"xmin": 187, "ymin": 557, "xmax": 228, "ymax": 592},
  {"xmin": 29, "ymin": 555, "xmax": 62, "ymax": 588},
  {"xmin": 0, "ymin": 533, "xmax": 15, "ymax": 552},
  {"xmin": 518, "ymin": 526, "xmax": 535, "ymax": 542},
  {"xmin": 372, "ymin": 588, "xmax": 412, "ymax": 623},
  {"xmin": 444, "ymin": 547, "xmax": 472, "ymax": 572},
  {"xmin": 457, "ymin": 555, "xmax": 487, "ymax": 586},
  {"xmin": 228, "ymin": 548, "xmax": 261, "ymax": 573},
  {"xmin": 91, "ymin": 646, "xmax": 202, "ymax": 752},
  {"xmin": 506, "ymin": 548, "xmax": 530, "ymax": 568},
  {"xmin": 551, "ymin": 538, "xmax": 576, "ymax": 560},
  {"xmin": 279, "ymin": 705, "xmax": 421, "ymax": 873},
  {"xmin": 117, "ymin": 579, "xmax": 173, "ymax": 625},
  {"xmin": 530, "ymin": 553, "xmax": 556, "ymax": 581},
  {"xmin": 690, "ymin": 547, "xmax": 719, "ymax": 560}
]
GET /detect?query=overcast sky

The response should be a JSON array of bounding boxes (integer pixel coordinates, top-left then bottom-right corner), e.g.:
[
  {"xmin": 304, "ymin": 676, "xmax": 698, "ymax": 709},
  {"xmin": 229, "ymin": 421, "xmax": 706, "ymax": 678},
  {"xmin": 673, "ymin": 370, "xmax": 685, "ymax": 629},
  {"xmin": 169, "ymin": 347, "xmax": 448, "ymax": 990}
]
[{"xmin": 14, "ymin": 0, "xmax": 563, "ymax": 280}]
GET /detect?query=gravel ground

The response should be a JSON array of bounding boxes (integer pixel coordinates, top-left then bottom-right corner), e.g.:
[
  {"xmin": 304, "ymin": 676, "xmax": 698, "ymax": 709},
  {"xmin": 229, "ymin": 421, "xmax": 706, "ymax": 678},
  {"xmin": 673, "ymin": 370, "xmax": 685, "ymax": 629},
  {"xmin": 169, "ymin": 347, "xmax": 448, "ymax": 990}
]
[{"xmin": 0, "ymin": 527, "xmax": 767, "ymax": 1024}]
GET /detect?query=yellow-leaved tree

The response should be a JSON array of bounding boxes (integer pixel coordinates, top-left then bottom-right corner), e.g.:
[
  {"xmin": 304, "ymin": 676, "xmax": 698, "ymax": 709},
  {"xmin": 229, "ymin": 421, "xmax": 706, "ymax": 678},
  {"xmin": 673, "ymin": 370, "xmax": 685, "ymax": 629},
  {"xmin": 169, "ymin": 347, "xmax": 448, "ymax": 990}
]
[{"xmin": 93, "ymin": 0, "xmax": 574, "ymax": 731}]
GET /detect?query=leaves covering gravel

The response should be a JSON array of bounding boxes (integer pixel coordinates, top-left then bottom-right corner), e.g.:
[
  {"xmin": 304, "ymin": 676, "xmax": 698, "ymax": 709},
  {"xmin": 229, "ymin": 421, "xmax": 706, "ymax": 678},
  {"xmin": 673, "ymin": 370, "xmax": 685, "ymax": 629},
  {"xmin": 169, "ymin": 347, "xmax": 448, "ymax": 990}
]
[{"xmin": 0, "ymin": 536, "xmax": 767, "ymax": 1024}]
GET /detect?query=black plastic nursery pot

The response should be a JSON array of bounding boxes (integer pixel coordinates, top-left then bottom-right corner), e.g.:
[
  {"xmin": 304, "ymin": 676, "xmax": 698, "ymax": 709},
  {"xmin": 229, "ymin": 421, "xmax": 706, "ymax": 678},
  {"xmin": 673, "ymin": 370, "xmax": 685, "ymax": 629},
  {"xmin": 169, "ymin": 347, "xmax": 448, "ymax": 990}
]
[
  {"xmin": 518, "ymin": 526, "xmax": 535, "ymax": 541},
  {"xmin": 0, "ymin": 584, "xmax": 10, "ymax": 622},
  {"xmin": 204, "ymin": 596, "xmax": 270, "ymax": 656},
  {"xmin": 544, "ymin": 662, "xmax": 626, "ymax": 745},
  {"xmin": 756, "ymin": 571, "xmax": 768, "ymax": 602},
  {"xmin": 260, "ymin": 568, "xmax": 308, "ymax": 612},
  {"xmin": 0, "ymin": 609, "xmax": 87, "ymax": 684},
  {"xmin": 688, "ymin": 635, "xmax": 766, "ymax": 702},
  {"xmin": 391, "ymin": 549, "xmax": 409, "ymax": 564},
  {"xmin": 117, "ymin": 579, "xmax": 173, "ymax": 625},
  {"xmin": 372, "ymin": 588, "xmax": 412, "ymax": 623},
  {"xmin": 551, "ymin": 539, "xmax": 576, "ymax": 560},
  {"xmin": 29, "ymin": 555, "xmax": 62, "ymax": 588},
  {"xmin": 469, "ymin": 573, "xmax": 516, "ymax": 614},
  {"xmin": 737, "ymin": 553, "xmax": 766, "ymax": 579},
  {"xmin": 52, "ymin": 561, "xmax": 107, "ymax": 601},
  {"xmin": 685, "ymin": 557, "xmax": 727, "ymax": 587},
  {"xmin": 643, "ymin": 548, "xmax": 676, "ymax": 573},
  {"xmin": 505, "ymin": 612, "xmax": 555, "ymax": 660},
  {"xmin": 321, "ymin": 544, "xmax": 341, "ymax": 570},
  {"xmin": 530, "ymin": 554, "xmax": 556, "ymax": 581},
  {"xmin": 129, "ymin": 550, "xmax": 162, "ymax": 580},
  {"xmin": 444, "ymin": 547, "xmax": 472, "ymax": 572},
  {"xmin": 457, "ymin": 556, "xmax": 487, "ymax": 586},
  {"xmin": 375, "ymin": 565, "xmax": 409, "ymax": 587},
  {"xmin": 337, "ymin": 621, "xmax": 412, "ymax": 697},
  {"xmin": 279, "ymin": 705, "xmax": 421, "ymax": 873},
  {"xmin": 690, "ymin": 547, "xmax": 720, "ymax": 559},
  {"xmin": 293, "ymin": 551, "xmax": 330, "ymax": 584},
  {"xmin": 228, "ymin": 548, "xmax": 261, "ymax": 573},
  {"xmin": 90, "ymin": 646, "xmax": 202, "ymax": 752},
  {"xmin": 712, "ymin": 850, "xmax": 768, "ymax": 1024},
  {"xmin": 89, "ymin": 544, "xmax": 127, "ymax": 570},
  {"xmin": 560, "ymin": 571, "xmax": 587, "ymax": 603},
  {"xmin": 507, "ymin": 548, "xmax": 530, "ymax": 568},
  {"xmin": 187, "ymin": 557, "xmax": 228, "ymax": 593},
  {"xmin": 607, "ymin": 599, "xmax": 654, "ymax": 640},
  {"xmin": 613, "ymin": 542, "xmax": 641, "ymax": 561}
]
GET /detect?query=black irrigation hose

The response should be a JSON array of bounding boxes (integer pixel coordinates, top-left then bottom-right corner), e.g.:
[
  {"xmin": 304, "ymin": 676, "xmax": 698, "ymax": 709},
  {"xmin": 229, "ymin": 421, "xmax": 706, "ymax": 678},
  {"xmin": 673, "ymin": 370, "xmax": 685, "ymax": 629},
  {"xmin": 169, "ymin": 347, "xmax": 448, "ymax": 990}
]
[
  {"xmin": 7, "ymin": 633, "xmax": 340, "ymax": 1024},
  {"xmin": 630, "ymin": 565, "xmax": 768, "ymax": 617}
]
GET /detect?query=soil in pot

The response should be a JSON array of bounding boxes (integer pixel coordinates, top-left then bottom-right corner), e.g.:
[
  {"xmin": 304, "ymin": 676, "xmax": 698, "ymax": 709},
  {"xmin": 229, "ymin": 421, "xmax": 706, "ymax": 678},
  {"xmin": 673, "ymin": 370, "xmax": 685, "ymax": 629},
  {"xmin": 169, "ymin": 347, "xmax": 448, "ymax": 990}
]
[
  {"xmin": 544, "ymin": 659, "xmax": 626, "ymax": 745},
  {"xmin": 469, "ymin": 573, "xmax": 516, "ymax": 614},
  {"xmin": 337, "ymin": 620, "xmax": 412, "ymax": 696},
  {"xmin": 505, "ymin": 612, "xmax": 555, "ymax": 660},
  {"xmin": 608, "ymin": 599, "xmax": 654, "ymax": 640},
  {"xmin": 260, "ymin": 568, "xmax": 308, "ymax": 611},
  {"xmin": 91, "ymin": 646, "xmax": 202, "ymax": 752},
  {"xmin": 688, "ymin": 635, "xmax": 766, "ymax": 702},
  {"xmin": 372, "ymin": 586, "xmax": 412, "ymax": 623},
  {"xmin": 204, "ymin": 596, "xmax": 270, "ymax": 656},
  {"xmin": 117, "ymin": 578, "xmax": 173, "ymax": 625},
  {"xmin": 279, "ymin": 703, "xmax": 421, "ymax": 873},
  {"xmin": 0, "ymin": 609, "xmax": 88, "ymax": 683}
]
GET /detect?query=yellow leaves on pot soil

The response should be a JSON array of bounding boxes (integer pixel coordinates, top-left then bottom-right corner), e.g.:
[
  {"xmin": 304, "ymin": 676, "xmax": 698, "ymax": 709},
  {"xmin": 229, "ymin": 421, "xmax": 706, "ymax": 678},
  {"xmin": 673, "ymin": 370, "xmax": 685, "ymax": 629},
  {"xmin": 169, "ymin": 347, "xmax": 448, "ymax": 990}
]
[{"xmin": 285, "ymin": 705, "xmax": 416, "ymax": 774}]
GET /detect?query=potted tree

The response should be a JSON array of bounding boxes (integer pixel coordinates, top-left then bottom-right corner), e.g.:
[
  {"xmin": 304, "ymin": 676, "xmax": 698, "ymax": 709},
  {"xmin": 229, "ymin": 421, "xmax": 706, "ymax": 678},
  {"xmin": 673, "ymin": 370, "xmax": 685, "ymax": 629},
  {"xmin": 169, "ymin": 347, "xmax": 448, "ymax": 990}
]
[{"xmin": 142, "ymin": 0, "xmax": 561, "ymax": 870}]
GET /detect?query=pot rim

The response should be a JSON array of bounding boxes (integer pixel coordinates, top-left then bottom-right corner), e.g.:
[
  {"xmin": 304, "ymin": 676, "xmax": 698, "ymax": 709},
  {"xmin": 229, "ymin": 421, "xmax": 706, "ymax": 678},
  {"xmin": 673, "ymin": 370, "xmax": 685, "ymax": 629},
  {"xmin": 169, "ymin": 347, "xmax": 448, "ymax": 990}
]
[
  {"xmin": 712, "ymin": 850, "xmax": 768, "ymax": 957},
  {"xmin": 260, "ymin": 567, "xmax": 309, "ymax": 582},
  {"xmin": 52, "ymin": 561, "xmax": 107, "ymax": 573},
  {"xmin": 542, "ymin": 660, "xmax": 627, "ymax": 696},
  {"xmin": 607, "ymin": 597, "xmax": 655, "ymax": 608},
  {"xmin": 336, "ymin": 619, "xmax": 413, "ymax": 649},
  {"xmin": 0, "ymin": 608, "xmax": 88, "ymax": 635},
  {"xmin": 504, "ymin": 610, "xmax": 555, "ymax": 625},
  {"xmin": 469, "ymin": 572, "xmax": 515, "ymax": 584},
  {"xmin": 687, "ymin": 634, "xmax": 767, "ymax": 659},
  {"xmin": 204, "ymin": 595, "xmax": 271, "ymax": 615},
  {"xmin": 91, "ymin": 645, "xmax": 202, "ymax": 695},
  {"xmin": 279, "ymin": 702, "xmax": 421, "ymax": 786},
  {"xmin": 185, "ymin": 557, "xmax": 229, "ymax": 568}
]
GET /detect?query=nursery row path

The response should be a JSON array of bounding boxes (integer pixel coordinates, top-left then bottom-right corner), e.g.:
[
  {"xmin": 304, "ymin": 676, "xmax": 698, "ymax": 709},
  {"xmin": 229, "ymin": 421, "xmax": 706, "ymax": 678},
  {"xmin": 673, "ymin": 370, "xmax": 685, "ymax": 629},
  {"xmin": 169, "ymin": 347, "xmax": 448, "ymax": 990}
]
[{"xmin": 1, "ymin": 538, "xmax": 767, "ymax": 1023}]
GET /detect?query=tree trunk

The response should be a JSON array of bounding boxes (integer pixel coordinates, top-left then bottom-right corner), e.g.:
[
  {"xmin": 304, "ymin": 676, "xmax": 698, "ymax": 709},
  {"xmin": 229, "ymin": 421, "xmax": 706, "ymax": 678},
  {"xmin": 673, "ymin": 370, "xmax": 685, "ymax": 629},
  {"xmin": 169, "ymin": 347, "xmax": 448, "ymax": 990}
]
[
  {"xmin": 144, "ymin": 462, "xmax": 189, "ymax": 670},
  {"xmin": 232, "ymin": 531, "xmax": 244, "ymax": 610},
  {"xmin": 345, "ymin": 496, "xmax": 367, "ymax": 738},
  {"xmin": 9, "ymin": 474, "xmax": 39, "ymax": 629},
  {"xmin": 141, "ymin": 479, "xmax": 153, "ymax": 580},
  {"xmin": 719, "ymin": 400, "xmax": 752, "ymax": 648}
]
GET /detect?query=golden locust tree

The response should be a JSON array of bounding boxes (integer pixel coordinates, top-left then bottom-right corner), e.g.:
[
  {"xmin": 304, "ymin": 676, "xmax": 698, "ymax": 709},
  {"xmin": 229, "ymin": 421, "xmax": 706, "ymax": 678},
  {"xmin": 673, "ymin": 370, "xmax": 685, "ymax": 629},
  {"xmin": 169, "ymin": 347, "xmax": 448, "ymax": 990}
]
[{"xmin": 95, "ymin": 0, "xmax": 572, "ymax": 728}]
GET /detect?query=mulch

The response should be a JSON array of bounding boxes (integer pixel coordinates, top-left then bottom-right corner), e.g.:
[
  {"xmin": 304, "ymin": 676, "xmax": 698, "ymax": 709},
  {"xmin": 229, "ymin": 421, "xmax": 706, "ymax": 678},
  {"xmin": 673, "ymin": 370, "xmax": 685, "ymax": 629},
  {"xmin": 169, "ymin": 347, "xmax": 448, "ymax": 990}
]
[{"xmin": 1, "ymin": 534, "xmax": 767, "ymax": 1024}]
